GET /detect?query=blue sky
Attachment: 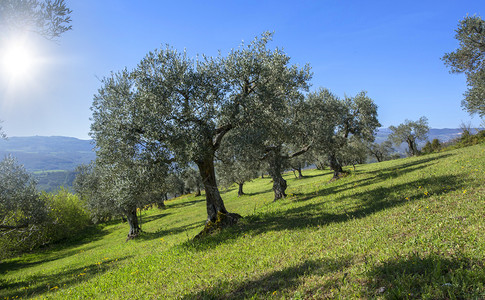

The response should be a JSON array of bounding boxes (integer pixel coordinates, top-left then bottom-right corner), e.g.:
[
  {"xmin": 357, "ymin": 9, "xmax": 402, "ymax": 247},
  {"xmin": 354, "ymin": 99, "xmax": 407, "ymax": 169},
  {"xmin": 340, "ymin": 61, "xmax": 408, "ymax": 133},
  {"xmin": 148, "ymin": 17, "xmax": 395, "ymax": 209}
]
[{"xmin": 0, "ymin": 0, "xmax": 483, "ymax": 139}]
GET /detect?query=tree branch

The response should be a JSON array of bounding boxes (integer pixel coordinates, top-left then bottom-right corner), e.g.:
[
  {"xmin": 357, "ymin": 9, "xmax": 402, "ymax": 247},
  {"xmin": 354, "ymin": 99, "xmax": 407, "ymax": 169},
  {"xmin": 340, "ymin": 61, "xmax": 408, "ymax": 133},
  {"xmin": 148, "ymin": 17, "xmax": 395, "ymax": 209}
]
[
  {"xmin": 213, "ymin": 123, "xmax": 233, "ymax": 150},
  {"xmin": 287, "ymin": 142, "xmax": 312, "ymax": 159},
  {"xmin": 0, "ymin": 223, "xmax": 29, "ymax": 232}
]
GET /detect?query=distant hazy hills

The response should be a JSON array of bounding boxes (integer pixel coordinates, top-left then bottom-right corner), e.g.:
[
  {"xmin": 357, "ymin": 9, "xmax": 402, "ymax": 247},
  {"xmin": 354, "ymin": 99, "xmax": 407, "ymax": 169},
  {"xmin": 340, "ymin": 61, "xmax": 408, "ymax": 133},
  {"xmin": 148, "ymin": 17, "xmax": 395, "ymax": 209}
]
[
  {"xmin": 0, "ymin": 136, "xmax": 95, "ymax": 172},
  {"xmin": 0, "ymin": 129, "xmax": 472, "ymax": 172},
  {"xmin": 0, "ymin": 129, "xmax": 473, "ymax": 191},
  {"xmin": 0, "ymin": 136, "xmax": 95, "ymax": 192}
]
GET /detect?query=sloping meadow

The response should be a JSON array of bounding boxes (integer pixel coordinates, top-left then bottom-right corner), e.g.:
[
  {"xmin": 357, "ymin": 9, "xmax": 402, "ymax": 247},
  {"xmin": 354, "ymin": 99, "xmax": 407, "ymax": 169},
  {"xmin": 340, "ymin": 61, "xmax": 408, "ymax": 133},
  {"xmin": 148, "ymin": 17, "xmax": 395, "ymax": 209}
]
[{"xmin": 1, "ymin": 143, "xmax": 484, "ymax": 299}]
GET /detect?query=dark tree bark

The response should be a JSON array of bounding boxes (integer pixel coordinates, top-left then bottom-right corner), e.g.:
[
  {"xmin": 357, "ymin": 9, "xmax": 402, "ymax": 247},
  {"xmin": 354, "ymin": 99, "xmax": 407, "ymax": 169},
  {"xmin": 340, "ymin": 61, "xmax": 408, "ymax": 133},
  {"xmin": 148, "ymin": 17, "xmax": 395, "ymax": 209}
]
[
  {"xmin": 125, "ymin": 207, "xmax": 140, "ymax": 240},
  {"xmin": 267, "ymin": 147, "xmax": 287, "ymax": 201},
  {"xmin": 328, "ymin": 153, "xmax": 343, "ymax": 179},
  {"xmin": 157, "ymin": 193, "xmax": 167, "ymax": 209},
  {"xmin": 195, "ymin": 187, "xmax": 201, "ymax": 197},
  {"xmin": 373, "ymin": 152, "xmax": 383, "ymax": 162},
  {"xmin": 295, "ymin": 165, "xmax": 304, "ymax": 178},
  {"xmin": 237, "ymin": 182, "xmax": 245, "ymax": 196},
  {"xmin": 196, "ymin": 156, "xmax": 230, "ymax": 223}
]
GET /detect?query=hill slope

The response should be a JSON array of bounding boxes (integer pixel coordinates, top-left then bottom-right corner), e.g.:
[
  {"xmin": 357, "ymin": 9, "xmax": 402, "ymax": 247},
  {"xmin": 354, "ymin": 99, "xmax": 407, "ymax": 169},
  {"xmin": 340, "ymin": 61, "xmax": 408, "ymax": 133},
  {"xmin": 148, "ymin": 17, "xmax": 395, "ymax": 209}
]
[
  {"xmin": 0, "ymin": 136, "xmax": 96, "ymax": 191},
  {"xmin": 0, "ymin": 136, "xmax": 95, "ymax": 172},
  {"xmin": 1, "ymin": 143, "xmax": 484, "ymax": 299}
]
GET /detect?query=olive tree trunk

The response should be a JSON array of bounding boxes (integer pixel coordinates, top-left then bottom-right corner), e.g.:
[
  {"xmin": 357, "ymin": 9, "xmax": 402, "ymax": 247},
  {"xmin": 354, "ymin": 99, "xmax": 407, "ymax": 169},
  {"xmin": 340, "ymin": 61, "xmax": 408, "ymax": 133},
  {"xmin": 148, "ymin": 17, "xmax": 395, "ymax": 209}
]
[
  {"xmin": 196, "ymin": 156, "xmax": 238, "ymax": 223},
  {"xmin": 296, "ymin": 166, "xmax": 303, "ymax": 178},
  {"xmin": 125, "ymin": 207, "xmax": 140, "ymax": 240},
  {"xmin": 328, "ymin": 153, "xmax": 343, "ymax": 179},
  {"xmin": 237, "ymin": 182, "xmax": 245, "ymax": 197},
  {"xmin": 267, "ymin": 148, "xmax": 287, "ymax": 201}
]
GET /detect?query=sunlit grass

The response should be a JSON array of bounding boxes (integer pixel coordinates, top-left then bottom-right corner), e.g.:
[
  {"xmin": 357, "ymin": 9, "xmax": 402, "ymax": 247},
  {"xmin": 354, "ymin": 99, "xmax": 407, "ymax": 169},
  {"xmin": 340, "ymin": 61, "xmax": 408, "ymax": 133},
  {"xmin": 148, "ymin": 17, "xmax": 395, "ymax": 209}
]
[{"xmin": 1, "ymin": 143, "xmax": 484, "ymax": 299}]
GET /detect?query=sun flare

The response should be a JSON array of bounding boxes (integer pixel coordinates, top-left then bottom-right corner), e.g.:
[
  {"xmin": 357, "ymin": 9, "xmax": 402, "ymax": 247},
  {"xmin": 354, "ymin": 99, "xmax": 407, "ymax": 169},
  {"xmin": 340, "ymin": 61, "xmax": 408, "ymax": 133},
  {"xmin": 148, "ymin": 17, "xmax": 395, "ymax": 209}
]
[{"xmin": 1, "ymin": 39, "xmax": 38, "ymax": 80}]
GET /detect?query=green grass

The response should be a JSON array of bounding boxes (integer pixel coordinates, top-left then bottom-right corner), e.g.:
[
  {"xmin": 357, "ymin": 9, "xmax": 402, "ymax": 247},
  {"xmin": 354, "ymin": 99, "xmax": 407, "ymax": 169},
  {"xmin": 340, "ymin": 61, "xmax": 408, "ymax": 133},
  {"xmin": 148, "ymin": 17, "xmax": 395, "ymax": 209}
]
[{"xmin": 1, "ymin": 144, "xmax": 484, "ymax": 299}]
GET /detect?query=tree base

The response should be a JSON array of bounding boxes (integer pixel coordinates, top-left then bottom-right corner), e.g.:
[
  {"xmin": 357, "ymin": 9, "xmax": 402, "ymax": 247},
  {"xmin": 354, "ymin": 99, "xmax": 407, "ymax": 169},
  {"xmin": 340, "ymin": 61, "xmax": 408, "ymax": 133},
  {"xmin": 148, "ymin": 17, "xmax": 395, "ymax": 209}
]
[
  {"xmin": 194, "ymin": 212, "xmax": 242, "ymax": 240},
  {"xmin": 126, "ymin": 231, "xmax": 141, "ymax": 241},
  {"xmin": 329, "ymin": 171, "xmax": 349, "ymax": 182}
]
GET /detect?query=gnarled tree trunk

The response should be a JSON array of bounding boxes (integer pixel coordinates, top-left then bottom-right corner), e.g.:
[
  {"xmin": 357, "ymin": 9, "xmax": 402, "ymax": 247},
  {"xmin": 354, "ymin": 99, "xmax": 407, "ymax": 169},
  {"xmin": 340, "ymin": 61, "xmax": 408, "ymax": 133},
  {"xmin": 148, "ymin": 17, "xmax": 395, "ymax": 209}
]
[
  {"xmin": 196, "ymin": 156, "xmax": 239, "ymax": 223},
  {"xmin": 237, "ymin": 182, "xmax": 245, "ymax": 197},
  {"xmin": 125, "ymin": 207, "xmax": 140, "ymax": 240},
  {"xmin": 328, "ymin": 153, "xmax": 343, "ymax": 179},
  {"xmin": 267, "ymin": 147, "xmax": 287, "ymax": 201},
  {"xmin": 296, "ymin": 166, "xmax": 303, "ymax": 178}
]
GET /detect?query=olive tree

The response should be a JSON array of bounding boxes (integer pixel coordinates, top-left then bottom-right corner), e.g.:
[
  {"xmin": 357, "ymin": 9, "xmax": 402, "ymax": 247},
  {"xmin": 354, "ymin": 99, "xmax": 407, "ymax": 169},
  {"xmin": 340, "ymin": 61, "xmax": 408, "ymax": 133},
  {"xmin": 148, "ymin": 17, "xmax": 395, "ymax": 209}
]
[
  {"xmin": 309, "ymin": 89, "xmax": 380, "ymax": 179},
  {"xmin": 0, "ymin": 155, "xmax": 46, "ymax": 233},
  {"xmin": 0, "ymin": 0, "xmax": 72, "ymax": 39},
  {"xmin": 368, "ymin": 140, "xmax": 394, "ymax": 162},
  {"xmin": 442, "ymin": 15, "xmax": 485, "ymax": 117},
  {"xmin": 89, "ymin": 70, "xmax": 173, "ymax": 238},
  {"xmin": 182, "ymin": 167, "xmax": 204, "ymax": 196},
  {"xmin": 215, "ymin": 134, "xmax": 261, "ymax": 197},
  {"xmin": 91, "ymin": 33, "xmax": 311, "ymax": 225},
  {"xmin": 388, "ymin": 117, "xmax": 429, "ymax": 156},
  {"xmin": 74, "ymin": 162, "xmax": 117, "ymax": 224}
]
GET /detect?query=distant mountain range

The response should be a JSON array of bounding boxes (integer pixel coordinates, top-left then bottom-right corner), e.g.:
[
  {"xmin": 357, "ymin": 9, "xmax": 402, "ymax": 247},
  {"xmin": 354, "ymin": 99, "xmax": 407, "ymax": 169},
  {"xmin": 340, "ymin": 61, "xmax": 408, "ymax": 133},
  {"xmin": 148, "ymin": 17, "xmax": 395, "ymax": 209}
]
[
  {"xmin": 0, "ymin": 136, "xmax": 95, "ymax": 172},
  {"xmin": 375, "ymin": 127, "xmax": 471, "ymax": 144},
  {"xmin": 0, "ymin": 136, "xmax": 95, "ymax": 192},
  {"xmin": 0, "ymin": 129, "xmax": 478, "ymax": 191}
]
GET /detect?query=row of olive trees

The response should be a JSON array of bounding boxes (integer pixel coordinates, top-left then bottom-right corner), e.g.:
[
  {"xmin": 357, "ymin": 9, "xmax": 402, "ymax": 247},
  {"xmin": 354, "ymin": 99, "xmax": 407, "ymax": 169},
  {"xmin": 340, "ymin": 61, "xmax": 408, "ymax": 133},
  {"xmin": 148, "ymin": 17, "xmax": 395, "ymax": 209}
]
[{"xmin": 83, "ymin": 32, "xmax": 385, "ymax": 239}]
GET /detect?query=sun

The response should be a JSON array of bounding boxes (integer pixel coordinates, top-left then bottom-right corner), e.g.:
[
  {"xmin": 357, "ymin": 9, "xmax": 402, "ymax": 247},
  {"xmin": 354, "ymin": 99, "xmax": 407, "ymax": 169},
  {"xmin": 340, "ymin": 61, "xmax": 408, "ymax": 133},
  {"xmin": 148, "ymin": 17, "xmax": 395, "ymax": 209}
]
[{"xmin": 1, "ymin": 38, "xmax": 38, "ymax": 80}]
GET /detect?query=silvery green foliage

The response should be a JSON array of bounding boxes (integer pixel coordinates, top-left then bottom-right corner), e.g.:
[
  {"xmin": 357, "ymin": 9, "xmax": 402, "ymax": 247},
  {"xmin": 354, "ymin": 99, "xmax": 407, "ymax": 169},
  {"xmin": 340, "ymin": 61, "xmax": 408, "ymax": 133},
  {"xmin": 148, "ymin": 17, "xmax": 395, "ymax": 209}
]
[
  {"xmin": 0, "ymin": 0, "xmax": 72, "ymax": 39},
  {"xmin": 0, "ymin": 155, "xmax": 45, "ymax": 232},
  {"xmin": 90, "ymin": 32, "xmax": 312, "ymax": 221},
  {"xmin": 215, "ymin": 136, "xmax": 261, "ymax": 195},
  {"xmin": 442, "ymin": 15, "xmax": 485, "ymax": 117},
  {"xmin": 182, "ymin": 167, "xmax": 204, "ymax": 195},
  {"xmin": 368, "ymin": 140, "xmax": 394, "ymax": 162},
  {"xmin": 74, "ymin": 163, "xmax": 117, "ymax": 223},
  {"xmin": 339, "ymin": 137, "xmax": 368, "ymax": 168},
  {"xmin": 0, "ymin": 122, "xmax": 6, "ymax": 139},
  {"xmin": 307, "ymin": 88, "xmax": 380, "ymax": 177},
  {"xmin": 388, "ymin": 117, "xmax": 429, "ymax": 156}
]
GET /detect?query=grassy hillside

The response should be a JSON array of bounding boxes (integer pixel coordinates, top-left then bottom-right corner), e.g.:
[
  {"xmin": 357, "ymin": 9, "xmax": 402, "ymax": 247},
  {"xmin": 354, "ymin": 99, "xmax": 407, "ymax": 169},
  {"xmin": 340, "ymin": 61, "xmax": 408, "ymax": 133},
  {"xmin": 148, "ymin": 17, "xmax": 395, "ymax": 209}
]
[{"xmin": 1, "ymin": 143, "xmax": 484, "ymax": 299}]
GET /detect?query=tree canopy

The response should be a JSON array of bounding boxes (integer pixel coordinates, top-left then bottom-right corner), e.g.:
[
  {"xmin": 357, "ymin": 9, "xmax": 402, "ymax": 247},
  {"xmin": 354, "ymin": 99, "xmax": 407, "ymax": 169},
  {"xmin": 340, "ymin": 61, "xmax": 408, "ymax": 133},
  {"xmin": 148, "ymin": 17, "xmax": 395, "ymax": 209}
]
[
  {"xmin": 388, "ymin": 117, "xmax": 429, "ymax": 156},
  {"xmin": 0, "ymin": 155, "xmax": 46, "ymax": 233},
  {"xmin": 0, "ymin": 0, "xmax": 72, "ymax": 39},
  {"xmin": 90, "ymin": 32, "xmax": 311, "ymax": 227},
  {"xmin": 442, "ymin": 15, "xmax": 485, "ymax": 117},
  {"xmin": 308, "ymin": 89, "xmax": 380, "ymax": 178}
]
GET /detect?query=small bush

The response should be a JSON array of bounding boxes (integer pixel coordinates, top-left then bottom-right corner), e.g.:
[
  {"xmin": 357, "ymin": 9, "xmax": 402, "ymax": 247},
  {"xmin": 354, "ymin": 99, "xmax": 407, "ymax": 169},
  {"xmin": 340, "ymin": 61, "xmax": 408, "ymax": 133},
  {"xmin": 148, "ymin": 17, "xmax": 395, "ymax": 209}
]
[
  {"xmin": 0, "ymin": 188, "xmax": 91, "ymax": 259},
  {"xmin": 444, "ymin": 129, "xmax": 485, "ymax": 150},
  {"xmin": 39, "ymin": 188, "xmax": 92, "ymax": 243}
]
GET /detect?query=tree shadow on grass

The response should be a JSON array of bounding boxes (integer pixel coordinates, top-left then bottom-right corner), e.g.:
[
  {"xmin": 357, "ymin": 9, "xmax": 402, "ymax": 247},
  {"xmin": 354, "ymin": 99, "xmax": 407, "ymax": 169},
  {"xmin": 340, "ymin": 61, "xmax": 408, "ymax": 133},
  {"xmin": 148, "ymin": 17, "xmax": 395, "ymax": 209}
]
[
  {"xmin": 362, "ymin": 253, "xmax": 485, "ymax": 299},
  {"xmin": 366, "ymin": 153, "xmax": 454, "ymax": 176},
  {"xmin": 0, "ymin": 255, "xmax": 132, "ymax": 299},
  {"xmin": 0, "ymin": 224, "xmax": 110, "ymax": 274},
  {"xmin": 139, "ymin": 212, "xmax": 170, "ymax": 224},
  {"xmin": 181, "ymin": 256, "xmax": 353, "ymax": 299},
  {"xmin": 137, "ymin": 220, "xmax": 205, "ymax": 241},
  {"xmin": 167, "ymin": 199, "xmax": 205, "ymax": 210},
  {"xmin": 185, "ymin": 174, "xmax": 462, "ymax": 250},
  {"xmin": 241, "ymin": 188, "xmax": 274, "ymax": 197},
  {"xmin": 293, "ymin": 153, "xmax": 455, "ymax": 206}
]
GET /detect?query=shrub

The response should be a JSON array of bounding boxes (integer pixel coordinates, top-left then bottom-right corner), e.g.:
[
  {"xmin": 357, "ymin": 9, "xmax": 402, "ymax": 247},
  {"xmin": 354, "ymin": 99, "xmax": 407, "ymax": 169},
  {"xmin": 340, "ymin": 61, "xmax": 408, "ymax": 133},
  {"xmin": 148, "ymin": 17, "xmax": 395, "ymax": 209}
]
[
  {"xmin": 0, "ymin": 188, "xmax": 91, "ymax": 259},
  {"xmin": 39, "ymin": 188, "xmax": 91, "ymax": 242}
]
